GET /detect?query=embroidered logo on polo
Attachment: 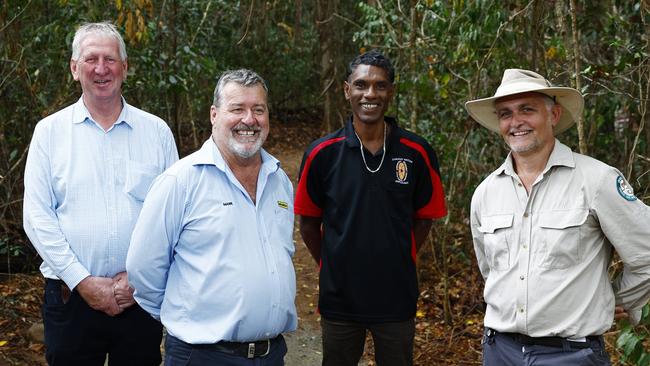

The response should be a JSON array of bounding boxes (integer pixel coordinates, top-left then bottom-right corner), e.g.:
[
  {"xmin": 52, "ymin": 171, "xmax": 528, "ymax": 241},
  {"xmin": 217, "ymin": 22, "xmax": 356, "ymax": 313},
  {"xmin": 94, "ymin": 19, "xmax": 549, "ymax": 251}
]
[
  {"xmin": 277, "ymin": 201, "xmax": 289, "ymax": 209},
  {"xmin": 392, "ymin": 158, "xmax": 412, "ymax": 184},
  {"xmin": 616, "ymin": 175, "xmax": 637, "ymax": 201}
]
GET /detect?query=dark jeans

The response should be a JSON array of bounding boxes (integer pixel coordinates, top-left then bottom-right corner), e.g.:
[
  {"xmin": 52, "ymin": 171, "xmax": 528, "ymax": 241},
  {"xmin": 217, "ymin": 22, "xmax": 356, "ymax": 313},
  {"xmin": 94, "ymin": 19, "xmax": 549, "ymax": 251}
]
[
  {"xmin": 321, "ymin": 316, "xmax": 415, "ymax": 366},
  {"xmin": 42, "ymin": 278, "xmax": 163, "ymax": 366},
  {"xmin": 482, "ymin": 329, "xmax": 611, "ymax": 366},
  {"xmin": 164, "ymin": 334, "xmax": 287, "ymax": 366}
]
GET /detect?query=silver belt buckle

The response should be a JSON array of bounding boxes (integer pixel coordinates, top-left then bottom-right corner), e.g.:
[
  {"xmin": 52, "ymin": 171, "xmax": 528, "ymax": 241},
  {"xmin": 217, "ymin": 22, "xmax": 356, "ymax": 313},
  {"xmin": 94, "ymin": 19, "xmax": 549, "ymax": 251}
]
[
  {"xmin": 247, "ymin": 339, "xmax": 271, "ymax": 358},
  {"xmin": 261, "ymin": 339, "xmax": 271, "ymax": 357}
]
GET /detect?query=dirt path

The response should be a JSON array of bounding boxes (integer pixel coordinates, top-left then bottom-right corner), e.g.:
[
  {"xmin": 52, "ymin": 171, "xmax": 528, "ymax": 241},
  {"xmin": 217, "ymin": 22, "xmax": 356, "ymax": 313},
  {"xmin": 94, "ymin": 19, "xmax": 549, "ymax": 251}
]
[{"xmin": 267, "ymin": 146, "xmax": 325, "ymax": 366}]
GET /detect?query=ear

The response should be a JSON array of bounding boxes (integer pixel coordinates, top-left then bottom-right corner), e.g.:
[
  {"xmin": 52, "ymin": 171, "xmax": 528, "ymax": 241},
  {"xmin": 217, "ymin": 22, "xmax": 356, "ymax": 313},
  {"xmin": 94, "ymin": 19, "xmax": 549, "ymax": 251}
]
[
  {"xmin": 210, "ymin": 105, "xmax": 218, "ymax": 126},
  {"xmin": 70, "ymin": 59, "xmax": 79, "ymax": 81},
  {"xmin": 550, "ymin": 103, "xmax": 562, "ymax": 127},
  {"xmin": 121, "ymin": 59, "xmax": 128, "ymax": 81},
  {"xmin": 343, "ymin": 81, "xmax": 351, "ymax": 100}
]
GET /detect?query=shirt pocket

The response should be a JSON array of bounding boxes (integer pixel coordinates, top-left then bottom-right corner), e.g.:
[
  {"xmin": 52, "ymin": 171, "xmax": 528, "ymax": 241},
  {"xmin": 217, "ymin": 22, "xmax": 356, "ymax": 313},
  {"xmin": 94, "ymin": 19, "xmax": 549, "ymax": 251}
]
[
  {"xmin": 478, "ymin": 214, "xmax": 514, "ymax": 271},
  {"xmin": 124, "ymin": 161, "xmax": 160, "ymax": 202},
  {"xmin": 537, "ymin": 208, "xmax": 588, "ymax": 269},
  {"xmin": 273, "ymin": 195, "xmax": 295, "ymax": 256}
]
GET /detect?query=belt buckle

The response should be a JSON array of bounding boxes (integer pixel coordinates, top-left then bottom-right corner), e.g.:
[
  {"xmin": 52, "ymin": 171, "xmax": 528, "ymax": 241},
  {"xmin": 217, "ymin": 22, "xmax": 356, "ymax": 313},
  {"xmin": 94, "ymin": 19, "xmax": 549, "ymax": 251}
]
[
  {"xmin": 261, "ymin": 339, "xmax": 270, "ymax": 357},
  {"xmin": 247, "ymin": 339, "xmax": 271, "ymax": 359}
]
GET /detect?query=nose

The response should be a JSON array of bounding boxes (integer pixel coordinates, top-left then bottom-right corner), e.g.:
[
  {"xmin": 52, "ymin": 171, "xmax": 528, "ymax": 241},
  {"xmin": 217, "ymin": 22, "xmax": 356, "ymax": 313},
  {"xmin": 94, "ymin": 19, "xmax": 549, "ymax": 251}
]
[
  {"xmin": 365, "ymin": 85, "xmax": 377, "ymax": 98},
  {"xmin": 241, "ymin": 110, "xmax": 256, "ymax": 125},
  {"xmin": 94, "ymin": 59, "xmax": 109, "ymax": 74}
]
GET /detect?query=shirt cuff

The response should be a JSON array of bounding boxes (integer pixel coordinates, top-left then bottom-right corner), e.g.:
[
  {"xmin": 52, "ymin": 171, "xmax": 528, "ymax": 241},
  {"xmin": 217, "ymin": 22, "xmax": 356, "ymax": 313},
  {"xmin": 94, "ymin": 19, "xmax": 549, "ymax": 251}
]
[
  {"xmin": 629, "ymin": 307, "xmax": 643, "ymax": 326},
  {"xmin": 58, "ymin": 263, "xmax": 91, "ymax": 290}
]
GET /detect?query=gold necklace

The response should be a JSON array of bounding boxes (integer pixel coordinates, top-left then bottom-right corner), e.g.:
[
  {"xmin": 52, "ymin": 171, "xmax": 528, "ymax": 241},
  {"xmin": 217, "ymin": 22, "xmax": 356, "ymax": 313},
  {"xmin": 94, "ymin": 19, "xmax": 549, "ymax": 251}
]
[{"xmin": 354, "ymin": 122, "xmax": 387, "ymax": 173}]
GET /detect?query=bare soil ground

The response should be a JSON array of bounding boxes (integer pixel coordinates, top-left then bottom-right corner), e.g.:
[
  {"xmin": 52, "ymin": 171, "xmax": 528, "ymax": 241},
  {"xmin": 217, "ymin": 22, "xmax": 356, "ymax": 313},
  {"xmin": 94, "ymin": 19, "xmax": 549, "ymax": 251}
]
[{"xmin": 0, "ymin": 119, "xmax": 643, "ymax": 365}]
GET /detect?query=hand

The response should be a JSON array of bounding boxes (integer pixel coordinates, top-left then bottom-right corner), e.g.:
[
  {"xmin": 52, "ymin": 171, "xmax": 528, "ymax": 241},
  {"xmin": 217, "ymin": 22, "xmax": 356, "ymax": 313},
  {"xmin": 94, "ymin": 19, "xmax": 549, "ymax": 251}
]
[
  {"xmin": 112, "ymin": 271, "xmax": 135, "ymax": 310},
  {"xmin": 76, "ymin": 276, "xmax": 122, "ymax": 316},
  {"xmin": 614, "ymin": 306, "xmax": 629, "ymax": 320}
]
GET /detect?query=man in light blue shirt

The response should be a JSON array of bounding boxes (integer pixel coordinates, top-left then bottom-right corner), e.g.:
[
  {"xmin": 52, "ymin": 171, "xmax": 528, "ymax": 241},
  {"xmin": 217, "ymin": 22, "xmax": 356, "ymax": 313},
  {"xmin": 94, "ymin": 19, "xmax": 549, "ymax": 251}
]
[
  {"xmin": 23, "ymin": 22, "xmax": 178, "ymax": 365},
  {"xmin": 127, "ymin": 69, "xmax": 297, "ymax": 365}
]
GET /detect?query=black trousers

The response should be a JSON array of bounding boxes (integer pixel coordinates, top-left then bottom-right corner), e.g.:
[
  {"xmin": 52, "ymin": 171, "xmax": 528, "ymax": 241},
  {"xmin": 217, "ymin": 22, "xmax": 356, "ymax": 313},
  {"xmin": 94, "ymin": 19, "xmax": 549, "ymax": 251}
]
[
  {"xmin": 321, "ymin": 316, "xmax": 415, "ymax": 366},
  {"xmin": 42, "ymin": 278, "xmax": 163, "ymax": 366}
]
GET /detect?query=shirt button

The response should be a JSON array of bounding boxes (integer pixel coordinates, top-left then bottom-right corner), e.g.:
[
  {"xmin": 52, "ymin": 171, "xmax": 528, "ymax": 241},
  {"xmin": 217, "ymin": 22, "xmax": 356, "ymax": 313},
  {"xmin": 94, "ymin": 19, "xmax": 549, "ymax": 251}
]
[
  {"xmin": 519, "ymin": 275, "xmax": 525, "ymax": 280},
  {"xmin": 519, "ymin": 308, "xmax": 525, "ymax": 313},
  {"xmin": 523, "ymin": 212, "xmax": 529, "ymax": 218},
  {"xmin": 518, "ymin": 183, "xmax": 523, "ymax": 187}
]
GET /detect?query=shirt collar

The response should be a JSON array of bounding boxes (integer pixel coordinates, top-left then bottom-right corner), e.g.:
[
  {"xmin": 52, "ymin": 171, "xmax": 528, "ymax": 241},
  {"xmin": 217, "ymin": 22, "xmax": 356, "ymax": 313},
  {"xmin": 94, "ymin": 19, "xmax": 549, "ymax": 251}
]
[
  {"xmin": 72, "ymin": 96, "xmax": 133, "ymax": 129},
  {"xmin": 344, "ymin": 115, "xmax": 399, "ymax": 149},
  {"xmin": 193, "ymin": 138, "xmax": 280, "ymax": 174},
  {"xmin": 497, "ymin": 138, "xmax": 575, "ymax": 177}
]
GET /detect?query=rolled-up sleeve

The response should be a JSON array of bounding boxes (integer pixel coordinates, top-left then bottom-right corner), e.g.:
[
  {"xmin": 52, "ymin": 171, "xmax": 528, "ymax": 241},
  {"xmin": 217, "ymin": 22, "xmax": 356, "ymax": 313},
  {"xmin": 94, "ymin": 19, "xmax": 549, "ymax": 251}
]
[{"xmin": 126, "ymin": 173, "xmax": 185, "ymax": 320}]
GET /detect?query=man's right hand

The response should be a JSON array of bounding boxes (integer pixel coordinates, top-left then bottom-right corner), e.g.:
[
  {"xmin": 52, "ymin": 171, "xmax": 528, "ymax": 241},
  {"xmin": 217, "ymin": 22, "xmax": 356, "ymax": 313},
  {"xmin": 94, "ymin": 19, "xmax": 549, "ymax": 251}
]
[{"xmin": 75, "ymin": 276, "xmax": 122, "ymax": 316}]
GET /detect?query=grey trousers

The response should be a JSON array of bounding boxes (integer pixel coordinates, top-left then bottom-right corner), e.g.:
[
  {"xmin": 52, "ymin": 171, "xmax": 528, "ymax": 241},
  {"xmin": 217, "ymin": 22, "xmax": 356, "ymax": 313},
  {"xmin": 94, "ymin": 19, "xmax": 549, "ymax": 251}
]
[{"xmin": 482, "ymin": 329, "xmax": 611, "ymax": 366}]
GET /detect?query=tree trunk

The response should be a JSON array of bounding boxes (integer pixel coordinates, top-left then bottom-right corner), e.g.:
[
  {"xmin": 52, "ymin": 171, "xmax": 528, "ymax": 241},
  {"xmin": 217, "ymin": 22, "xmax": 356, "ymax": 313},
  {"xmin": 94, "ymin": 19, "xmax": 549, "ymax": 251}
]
[
  {"xmin": 316, "ymin": 0, "xmax": 343, "ymax": 133},
  {"xmin": 569, "ymin": 0, "xmax": 587, "ymax": 154}
]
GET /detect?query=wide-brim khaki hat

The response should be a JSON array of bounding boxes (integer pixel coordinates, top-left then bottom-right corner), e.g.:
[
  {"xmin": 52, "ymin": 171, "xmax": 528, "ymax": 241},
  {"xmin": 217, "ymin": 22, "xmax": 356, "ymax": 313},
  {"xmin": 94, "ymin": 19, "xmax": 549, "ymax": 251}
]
[{"xmin": 464, "ymin": 69, "xmax": 584, "ymax": 135}]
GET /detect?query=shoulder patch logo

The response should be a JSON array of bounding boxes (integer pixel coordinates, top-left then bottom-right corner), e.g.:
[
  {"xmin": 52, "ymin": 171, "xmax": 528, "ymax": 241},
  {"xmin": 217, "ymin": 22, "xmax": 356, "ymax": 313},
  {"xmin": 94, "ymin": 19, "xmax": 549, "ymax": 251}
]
[{"xmin": 616, "ymin": 175, "xmax": 637, "ymax": 201}]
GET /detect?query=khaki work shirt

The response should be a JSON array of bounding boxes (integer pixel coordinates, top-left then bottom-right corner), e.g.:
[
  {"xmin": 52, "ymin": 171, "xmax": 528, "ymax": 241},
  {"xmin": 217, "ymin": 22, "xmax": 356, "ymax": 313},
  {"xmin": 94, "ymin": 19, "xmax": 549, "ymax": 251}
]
[{"xmin": 470, "ymin": 139, "xmax": 650, "ymax": 338}]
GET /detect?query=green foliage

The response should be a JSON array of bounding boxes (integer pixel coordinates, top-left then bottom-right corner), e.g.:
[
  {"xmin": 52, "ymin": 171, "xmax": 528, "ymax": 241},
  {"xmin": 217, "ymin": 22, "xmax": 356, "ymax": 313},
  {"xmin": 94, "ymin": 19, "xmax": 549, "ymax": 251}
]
[{"xmin": 617, "ymin": 305, "xmax": 650, "ymax": 366}]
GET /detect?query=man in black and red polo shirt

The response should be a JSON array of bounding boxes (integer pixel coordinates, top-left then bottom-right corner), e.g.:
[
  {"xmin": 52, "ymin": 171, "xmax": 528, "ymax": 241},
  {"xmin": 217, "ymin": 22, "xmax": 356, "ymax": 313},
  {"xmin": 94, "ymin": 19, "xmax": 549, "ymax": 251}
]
[{"xmin": 295, "ymin": 50, "xmax": 447, "ymax": 366}]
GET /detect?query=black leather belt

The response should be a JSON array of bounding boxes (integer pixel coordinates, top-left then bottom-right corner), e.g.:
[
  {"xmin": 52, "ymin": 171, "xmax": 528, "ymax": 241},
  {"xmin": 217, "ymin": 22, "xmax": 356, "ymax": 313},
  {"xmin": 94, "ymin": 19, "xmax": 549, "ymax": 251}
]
[
  {"xmin": 195, "ymin": 335, "xmax": 281, "ymax": 359},
  {"xmin": 490, "ymin": 328, "xmax": 598, "ymax": 349}
]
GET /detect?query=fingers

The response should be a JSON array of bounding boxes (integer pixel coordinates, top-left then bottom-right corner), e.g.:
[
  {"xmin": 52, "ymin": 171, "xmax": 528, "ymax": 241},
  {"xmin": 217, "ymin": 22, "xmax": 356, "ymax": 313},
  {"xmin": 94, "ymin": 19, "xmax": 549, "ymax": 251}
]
[{"xmin": 614, "ymin": 306, "xmax": 629, "ymax": 320}]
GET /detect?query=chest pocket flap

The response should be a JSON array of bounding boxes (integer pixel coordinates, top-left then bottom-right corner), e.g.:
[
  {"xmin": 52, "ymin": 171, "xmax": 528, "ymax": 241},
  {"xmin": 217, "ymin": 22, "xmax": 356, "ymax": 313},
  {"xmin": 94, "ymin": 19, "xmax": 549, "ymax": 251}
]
[
  {"xmin": 538, "ymin": 208, "xmax": 588, "ymax": 229},
  {"xmin": 478, "ymin": 214, "xmax": 514, "ymax": 233},
  {"xmin": 537, "ymin": 208, "xmax": 589, "ymax": 269}
]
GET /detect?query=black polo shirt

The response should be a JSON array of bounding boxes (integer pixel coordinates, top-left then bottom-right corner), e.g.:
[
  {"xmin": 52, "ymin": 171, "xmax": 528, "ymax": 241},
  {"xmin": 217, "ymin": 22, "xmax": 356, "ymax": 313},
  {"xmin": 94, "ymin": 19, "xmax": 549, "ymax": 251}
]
[{"xmin": 295, "ymin": 116, "xmax": 447, "ymax": 322}]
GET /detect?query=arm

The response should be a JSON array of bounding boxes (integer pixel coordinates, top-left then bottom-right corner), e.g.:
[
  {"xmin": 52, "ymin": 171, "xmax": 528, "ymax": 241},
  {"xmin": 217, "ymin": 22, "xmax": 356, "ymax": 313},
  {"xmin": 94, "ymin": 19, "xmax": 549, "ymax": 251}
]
[
  {"xmin": 126, "ymin": 174, "xmax": 184, "ymax": 320},
  {"xmin": 596, "ymin": 171, "xmax": 650, "ymax": 325},
  {"xmin": 413, "ymin": 219, "xmax": 433, "ymax": 253},
  {"xmin": 23, "ymin": 124, "xmax": 121, "ymax": 315},
  {"xmin": 470, "ymin": 189, "xmax": 490, "ymax": 281},
  {"xmin": 299, "ymin": 215, "xmax": 323, "ymax": 265}
]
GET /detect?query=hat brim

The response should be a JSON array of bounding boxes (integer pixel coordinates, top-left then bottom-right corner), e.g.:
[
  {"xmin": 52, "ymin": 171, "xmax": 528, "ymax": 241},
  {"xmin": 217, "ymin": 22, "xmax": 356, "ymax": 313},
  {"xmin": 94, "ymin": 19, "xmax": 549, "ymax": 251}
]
[{"xmin": 465, "ymin": 87, "xmax": 584, "ymax": 135}]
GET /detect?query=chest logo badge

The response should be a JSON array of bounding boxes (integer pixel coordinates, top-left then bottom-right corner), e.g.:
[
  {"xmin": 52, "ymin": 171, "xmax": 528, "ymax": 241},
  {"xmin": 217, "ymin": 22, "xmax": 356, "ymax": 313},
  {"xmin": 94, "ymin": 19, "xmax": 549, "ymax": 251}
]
[
  {"xmin": 396, "ymin": 160, "xmax": 408, "ymax": 183},
  {"xmin": 616, "ymin": 175, "xmax": 637, "ymax": 201}
]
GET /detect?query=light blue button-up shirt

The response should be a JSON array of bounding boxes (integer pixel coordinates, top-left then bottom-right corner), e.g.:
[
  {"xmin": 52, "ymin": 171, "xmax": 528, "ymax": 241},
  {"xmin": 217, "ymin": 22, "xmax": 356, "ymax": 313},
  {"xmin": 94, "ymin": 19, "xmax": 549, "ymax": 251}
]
[
  {"xmin": 127, "ymin": 139, "xmax": 297, "ymax": 344},
  {"xmin": 23, "ymin": 97, "xmax": 179, "ymax": 289}
]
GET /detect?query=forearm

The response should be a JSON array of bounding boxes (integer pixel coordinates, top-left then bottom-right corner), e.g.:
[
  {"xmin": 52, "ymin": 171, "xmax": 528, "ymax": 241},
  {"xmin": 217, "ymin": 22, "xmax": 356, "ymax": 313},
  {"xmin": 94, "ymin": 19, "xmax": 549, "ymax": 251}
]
[
  {"xmin": 613, "ymin": 265, "xmax": 650, "ymax": 324},
  {"xmin": 299, "ymin": 215, "xmax": 323, "ymax": 265},
  {"xmin": 413, "ymin": 219, "xmax": 433, "ymax": 253}
]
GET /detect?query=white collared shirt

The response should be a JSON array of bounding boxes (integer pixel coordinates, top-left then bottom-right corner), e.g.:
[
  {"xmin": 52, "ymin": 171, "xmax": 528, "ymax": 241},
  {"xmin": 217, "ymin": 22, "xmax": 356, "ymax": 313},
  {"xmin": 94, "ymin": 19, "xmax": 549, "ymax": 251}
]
[
  {"xmin": 471, "ymin": 139, "xmax": 650, "ymax": 337},
  {"xmin": 23, "ymin": 97, "xmax": 178, "ymax": 289},
  {"xmin": 127, "ymin": 139, "xmax": 297, "ymax": 343}
]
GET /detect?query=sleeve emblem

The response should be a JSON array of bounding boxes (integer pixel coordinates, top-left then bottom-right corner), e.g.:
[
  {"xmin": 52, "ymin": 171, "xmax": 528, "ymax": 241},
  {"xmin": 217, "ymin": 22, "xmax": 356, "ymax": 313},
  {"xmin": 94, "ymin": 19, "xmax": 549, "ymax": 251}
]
[{"xmin": 616, "ymin": 175, "xmax": 637, "ymax": 201}]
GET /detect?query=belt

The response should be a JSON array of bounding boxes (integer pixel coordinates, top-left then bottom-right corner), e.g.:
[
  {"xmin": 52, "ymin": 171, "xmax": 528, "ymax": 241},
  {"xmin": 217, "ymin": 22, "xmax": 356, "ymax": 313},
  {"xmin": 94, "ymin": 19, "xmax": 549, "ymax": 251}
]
[
  {"xmin": 194, "ymin": 335, "xmax": 281, "ymax": 359},
  {"xmin": 490, "ymin": 329, "xmax": 598, "ymax": 349}
]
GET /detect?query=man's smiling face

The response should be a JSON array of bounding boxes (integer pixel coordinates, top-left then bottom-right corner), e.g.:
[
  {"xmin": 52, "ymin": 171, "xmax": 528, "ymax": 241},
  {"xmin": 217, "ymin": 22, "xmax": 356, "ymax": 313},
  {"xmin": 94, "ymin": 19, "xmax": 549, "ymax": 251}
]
[
  {"xmin": 344, "ymin": 64, "xmax": 394, "ymax": 126},
  {"xmin": 495, "ymin": 92, "xmax": 561, "ymax": 157}
]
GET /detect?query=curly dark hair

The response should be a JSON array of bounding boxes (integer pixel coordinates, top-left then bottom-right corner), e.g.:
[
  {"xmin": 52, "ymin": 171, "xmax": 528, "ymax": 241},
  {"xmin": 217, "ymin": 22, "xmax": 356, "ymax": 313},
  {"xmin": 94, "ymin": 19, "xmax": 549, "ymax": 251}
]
[{"xmin": 347, "ymin": 49, "xmax": 395, "ymax": 83}]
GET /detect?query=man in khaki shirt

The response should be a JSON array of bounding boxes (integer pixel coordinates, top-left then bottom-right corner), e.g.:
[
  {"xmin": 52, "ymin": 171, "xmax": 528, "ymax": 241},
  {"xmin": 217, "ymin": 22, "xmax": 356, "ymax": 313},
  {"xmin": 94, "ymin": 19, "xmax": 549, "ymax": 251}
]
[{"xmin": 465, "ymin": 69, "xmax": 650, "ymax": 366}]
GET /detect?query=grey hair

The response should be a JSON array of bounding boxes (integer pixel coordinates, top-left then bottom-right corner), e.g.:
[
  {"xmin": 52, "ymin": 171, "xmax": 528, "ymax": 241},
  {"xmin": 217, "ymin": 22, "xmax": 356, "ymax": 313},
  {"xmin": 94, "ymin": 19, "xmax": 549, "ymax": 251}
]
[
  {"xmin": 213, "ymin": 69, "xmax": 268, "ymax": 108},
  {"xmin": 71, "ymin": 22, "xmax": 127, "ymax": 61},
  {"xmin": 540, "ymin": 93, "xmax": 557, "ymax": 112}
]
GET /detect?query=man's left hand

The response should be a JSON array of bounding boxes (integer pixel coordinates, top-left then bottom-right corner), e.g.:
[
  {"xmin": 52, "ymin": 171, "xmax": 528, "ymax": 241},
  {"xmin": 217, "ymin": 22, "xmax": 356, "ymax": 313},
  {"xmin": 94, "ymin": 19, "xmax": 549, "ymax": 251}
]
[{"xmin": 112, "ymin": 271, "xmax": 135, "ymax": 310}]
